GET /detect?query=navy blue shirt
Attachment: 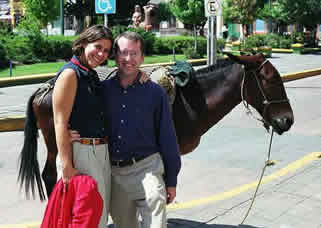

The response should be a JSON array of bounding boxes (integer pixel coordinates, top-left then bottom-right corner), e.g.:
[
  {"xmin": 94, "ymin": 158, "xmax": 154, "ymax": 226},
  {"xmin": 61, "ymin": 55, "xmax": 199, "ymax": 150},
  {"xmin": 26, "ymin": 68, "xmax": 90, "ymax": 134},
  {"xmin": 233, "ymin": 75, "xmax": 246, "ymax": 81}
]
[
  {"xmin": 55, "ymin": 56, "xmax": 106, "ymax": 138},
  {"xmin": 102, "ymin": 74, "xmax": 181, "ymax": 187}
]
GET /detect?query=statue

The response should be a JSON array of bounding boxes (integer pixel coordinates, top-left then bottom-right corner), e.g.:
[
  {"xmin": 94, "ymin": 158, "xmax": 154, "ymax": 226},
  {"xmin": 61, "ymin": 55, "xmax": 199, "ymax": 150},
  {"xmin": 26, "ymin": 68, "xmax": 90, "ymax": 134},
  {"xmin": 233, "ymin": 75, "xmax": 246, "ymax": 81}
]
[
  {"xmin": 129, "ymin": 3, "xmax": 159, "ymax": 31},
  {"xmin": 139, "ymin": 3, "xmax": 159, "ymax": 31},
  {"xmin": 128, "ymin": 5, "xmax": 143, "ymax": 29}
]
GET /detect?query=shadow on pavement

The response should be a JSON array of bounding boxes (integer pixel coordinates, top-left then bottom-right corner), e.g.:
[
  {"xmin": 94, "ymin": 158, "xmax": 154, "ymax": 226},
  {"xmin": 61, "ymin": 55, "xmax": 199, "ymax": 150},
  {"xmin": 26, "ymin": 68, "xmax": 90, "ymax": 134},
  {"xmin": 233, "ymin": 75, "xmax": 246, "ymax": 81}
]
[{"xmin": 167, "ymin": 218, "xmax": 263, "ymax": 228}]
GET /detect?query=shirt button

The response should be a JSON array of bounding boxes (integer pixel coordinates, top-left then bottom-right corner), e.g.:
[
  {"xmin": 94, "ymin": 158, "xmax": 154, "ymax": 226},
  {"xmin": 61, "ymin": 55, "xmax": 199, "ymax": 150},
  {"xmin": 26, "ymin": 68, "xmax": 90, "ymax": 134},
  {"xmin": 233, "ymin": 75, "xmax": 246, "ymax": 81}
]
[
  {"xmin": 116, "ymin": 150, "xmax": 120, "ymax": 153},
  {"xmin": 121, "ymin": 120, "xmax": 124, "ymax": 124},
  {"xmin": 124, "ymin": 90, "xmax": 127, "ymax": 94},
  {"xmin": 118, "ymin": 135, "xmax": 122, "ymax": 139},
  {"xmin": 122, "ymin": 104, "xmax": 126, "ymax": 108}
]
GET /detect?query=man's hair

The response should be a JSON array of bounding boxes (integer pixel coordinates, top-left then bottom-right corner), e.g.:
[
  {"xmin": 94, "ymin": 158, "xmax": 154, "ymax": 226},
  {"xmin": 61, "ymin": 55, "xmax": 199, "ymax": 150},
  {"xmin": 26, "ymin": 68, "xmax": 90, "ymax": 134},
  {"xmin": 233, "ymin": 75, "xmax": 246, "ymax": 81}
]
[
  {"xmin": 72, "ymin": 25, "xmax": 113, "ymax": 56},
  {"xmin": 113, "ymin": 31, "xmax": 145, "ymax": 55}
]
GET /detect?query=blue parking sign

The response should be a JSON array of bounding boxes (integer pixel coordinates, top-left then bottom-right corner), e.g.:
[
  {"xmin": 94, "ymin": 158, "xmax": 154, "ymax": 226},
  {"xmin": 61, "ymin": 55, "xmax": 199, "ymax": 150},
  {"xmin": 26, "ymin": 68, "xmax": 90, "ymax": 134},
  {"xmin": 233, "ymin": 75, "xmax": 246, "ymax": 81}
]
[{"xmin": 95, "ymin": 0, "xmax": 116, "ymax": 14}]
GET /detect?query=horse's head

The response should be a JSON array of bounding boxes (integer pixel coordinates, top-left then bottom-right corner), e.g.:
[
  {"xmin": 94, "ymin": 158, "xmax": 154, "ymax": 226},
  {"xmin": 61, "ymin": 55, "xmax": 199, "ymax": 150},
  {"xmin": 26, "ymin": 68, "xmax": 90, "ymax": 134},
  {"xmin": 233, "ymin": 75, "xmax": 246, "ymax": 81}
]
[{"xmin": 226, "ymin": 53, "xmax": 294, "ymax": 135}]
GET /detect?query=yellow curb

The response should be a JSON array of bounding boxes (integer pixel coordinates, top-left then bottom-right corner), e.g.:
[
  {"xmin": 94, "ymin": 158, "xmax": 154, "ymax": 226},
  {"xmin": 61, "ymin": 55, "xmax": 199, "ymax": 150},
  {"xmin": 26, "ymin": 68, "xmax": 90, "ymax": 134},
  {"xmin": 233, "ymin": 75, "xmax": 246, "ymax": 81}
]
[
  {"xmin": 282, "ymin": 68, "xmax": 321, "ymax": 82},
  {"xmin": 167, "ymin": 152, "xmax": 321, "ymax": 211},
  {"xmin": 0, "ymin": 73, "xmax": 55, "ymax": 88},
  {"xmin": 0, "ymin": 115, "xmax": 25, "ymax": 132}
]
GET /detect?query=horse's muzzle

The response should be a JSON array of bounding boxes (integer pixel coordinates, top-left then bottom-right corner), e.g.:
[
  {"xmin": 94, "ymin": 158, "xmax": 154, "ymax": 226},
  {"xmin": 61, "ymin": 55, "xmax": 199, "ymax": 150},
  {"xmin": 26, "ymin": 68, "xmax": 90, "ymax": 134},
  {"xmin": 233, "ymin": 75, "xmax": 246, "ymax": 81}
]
[{"xmin": 271, "ymin": 117, "xmax": 294, "ymax": 135}]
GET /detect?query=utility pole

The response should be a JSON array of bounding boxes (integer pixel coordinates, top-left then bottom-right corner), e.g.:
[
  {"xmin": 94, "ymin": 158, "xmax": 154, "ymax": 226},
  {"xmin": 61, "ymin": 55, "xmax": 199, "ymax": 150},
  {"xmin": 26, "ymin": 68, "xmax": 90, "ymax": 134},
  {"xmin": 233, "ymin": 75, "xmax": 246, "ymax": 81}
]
[{"xmin": 60, "ymin": 0, "xmax": 64, "ymax": 35}]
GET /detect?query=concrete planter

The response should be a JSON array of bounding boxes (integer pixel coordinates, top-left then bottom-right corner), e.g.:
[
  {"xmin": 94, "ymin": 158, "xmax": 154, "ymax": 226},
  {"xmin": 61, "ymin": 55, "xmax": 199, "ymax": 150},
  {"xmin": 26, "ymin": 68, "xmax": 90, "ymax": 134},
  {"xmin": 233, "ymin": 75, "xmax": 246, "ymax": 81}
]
[
  {"xmin": 291, "ymin": 43, "xmax": 304, "ymax": 54},
  {"xmin": 257, "ymin": 46, "xmax": 272, "ymax": 58}
]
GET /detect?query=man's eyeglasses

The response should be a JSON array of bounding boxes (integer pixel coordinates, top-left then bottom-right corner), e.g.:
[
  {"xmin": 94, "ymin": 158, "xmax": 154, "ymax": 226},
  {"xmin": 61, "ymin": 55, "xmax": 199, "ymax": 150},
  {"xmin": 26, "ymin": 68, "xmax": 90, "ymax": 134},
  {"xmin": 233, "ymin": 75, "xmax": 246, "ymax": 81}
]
[{"xmin": 117, "ymin": 50, "xmax": 140, "ymax": 58}]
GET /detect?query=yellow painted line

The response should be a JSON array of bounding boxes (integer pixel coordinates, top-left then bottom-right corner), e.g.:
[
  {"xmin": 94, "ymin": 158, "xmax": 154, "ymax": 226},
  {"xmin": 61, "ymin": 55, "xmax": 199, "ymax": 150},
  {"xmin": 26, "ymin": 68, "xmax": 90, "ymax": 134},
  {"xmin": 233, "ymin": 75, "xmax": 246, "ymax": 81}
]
[
  {"xmin": 1, "ymin": 152, "xmax": 320, "ymax": 228},
  {"xmin": 167, "ymin": 152, "xmax": 321, "ymax": 211}
]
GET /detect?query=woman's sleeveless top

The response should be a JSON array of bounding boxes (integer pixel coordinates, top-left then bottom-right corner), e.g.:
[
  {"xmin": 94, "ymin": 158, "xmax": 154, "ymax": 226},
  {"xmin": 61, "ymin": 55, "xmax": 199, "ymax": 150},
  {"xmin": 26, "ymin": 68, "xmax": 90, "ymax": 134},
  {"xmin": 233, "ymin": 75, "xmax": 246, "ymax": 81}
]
[{"xmin": 55, "ymin": 56, "xmax": 106, "ymax": 138}]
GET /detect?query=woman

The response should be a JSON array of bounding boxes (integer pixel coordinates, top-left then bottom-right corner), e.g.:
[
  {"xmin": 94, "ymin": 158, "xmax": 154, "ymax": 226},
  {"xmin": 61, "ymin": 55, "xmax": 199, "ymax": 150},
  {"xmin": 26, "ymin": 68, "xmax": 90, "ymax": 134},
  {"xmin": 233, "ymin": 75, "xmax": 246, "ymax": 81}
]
[
  {"xmin": 52, "ymin": 24, "xmax": 113, "ymax": 228},
  {"xmin": 50, "ymin": 25, "xmax": 149, "ymax": 228}
]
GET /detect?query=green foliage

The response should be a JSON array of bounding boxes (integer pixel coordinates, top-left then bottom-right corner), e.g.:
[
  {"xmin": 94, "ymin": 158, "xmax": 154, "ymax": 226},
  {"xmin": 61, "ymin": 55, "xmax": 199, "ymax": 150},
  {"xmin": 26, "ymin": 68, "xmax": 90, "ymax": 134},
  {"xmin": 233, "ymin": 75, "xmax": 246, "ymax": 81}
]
[
  {"xmin": 243, "ymin": 33, "xmax": 293, "ymax": 50},
  {"xmin": 278, "ymin": 0, "xmax": 321, "ymax": 29},
  {"xmin": 183, "ymin": 46, "xmax": 203, "ymax": 59},
  {"xmin": 153, "ymin": 36, "xmax": 207, "ymax": 55},
  {"xmin": 0, "ymin": 42, "xmax": 9, "ymax": 69},
  {"xmin": 0, "ymin": 21, "xmax": 13, "ymax": 36},
  {"xmin": 169, "ymin": 0, "xmax": 206, "ymax": 26},
  {"xmin": 158, "ymin": 2, "xmax": 173, "ymax": 22},
  {"xmin": 265, "ymin": 33, "xmax": 280, "ymax": 48},
  {"xmin": 23, "ymin": 0, "xmax": 59, "ymax": 27},
  {"xmin": 222, "ymin": 0, "xmax": 267, "ymax": 25}
]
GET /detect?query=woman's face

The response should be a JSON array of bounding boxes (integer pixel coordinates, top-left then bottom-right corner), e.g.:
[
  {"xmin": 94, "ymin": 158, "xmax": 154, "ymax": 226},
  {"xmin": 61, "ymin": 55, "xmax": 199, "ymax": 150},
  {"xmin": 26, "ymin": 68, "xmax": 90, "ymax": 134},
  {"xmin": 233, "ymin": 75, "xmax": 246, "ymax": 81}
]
[{"xmin": 83, "ymin": 39, "xmax": 112, "ymax": 68}]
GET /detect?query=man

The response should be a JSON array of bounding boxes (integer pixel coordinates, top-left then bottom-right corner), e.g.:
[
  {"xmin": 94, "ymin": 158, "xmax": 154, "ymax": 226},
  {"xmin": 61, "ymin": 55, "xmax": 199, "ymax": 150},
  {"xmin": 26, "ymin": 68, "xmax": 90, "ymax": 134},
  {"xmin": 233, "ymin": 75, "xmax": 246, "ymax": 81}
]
[{"xmin": 103, "ymin": 31, "xmax": 181, "ymax": 228}]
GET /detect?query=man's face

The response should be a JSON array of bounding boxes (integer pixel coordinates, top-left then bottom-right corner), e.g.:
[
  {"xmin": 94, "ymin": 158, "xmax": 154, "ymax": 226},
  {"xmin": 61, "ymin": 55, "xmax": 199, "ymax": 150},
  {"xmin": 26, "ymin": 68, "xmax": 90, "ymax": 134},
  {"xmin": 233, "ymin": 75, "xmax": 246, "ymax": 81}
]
[
  {"xmin": 115, "ymin": 37, "xmax": 144, "ymax": 78},
  {"xmin": 132, "ymin": 12, "xmax": 142, "ymax": 27}
]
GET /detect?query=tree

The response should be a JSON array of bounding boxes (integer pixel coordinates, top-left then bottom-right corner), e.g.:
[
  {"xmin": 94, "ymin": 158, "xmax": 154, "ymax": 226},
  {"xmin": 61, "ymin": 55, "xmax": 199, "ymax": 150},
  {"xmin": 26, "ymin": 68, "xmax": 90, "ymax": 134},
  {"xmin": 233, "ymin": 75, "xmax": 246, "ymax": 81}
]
[
  {"xmin": 23, "ymin": 0, "xmax": 59, "ymax": 30},
  {"xmin": 158, "ymin": 2, "xmax": 173, "ymax": 22},
  {"xmin": 258, "ymin": 0, "xmax": 291, "ymax": 34},
  {"xmin": 65, "ymin": 0, "xmax": 93, "ymax": 34},
  {"xmin": 169, "ymin": 0, "xmax": 207, "ymax": 51},
  {"xmin": 222, "ymin": 0, "xmax": 267, "ymax": 38},
  {"xmin": 277, "ymin": 0, "xmax": 321, "ymax": 46}
]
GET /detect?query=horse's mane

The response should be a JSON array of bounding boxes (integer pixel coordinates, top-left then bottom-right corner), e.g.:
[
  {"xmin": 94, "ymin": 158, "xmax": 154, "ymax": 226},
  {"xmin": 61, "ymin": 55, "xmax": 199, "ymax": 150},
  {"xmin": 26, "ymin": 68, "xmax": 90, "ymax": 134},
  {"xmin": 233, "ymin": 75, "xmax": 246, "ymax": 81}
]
[{"xmin": 194, "ymin": 58, "xmax": 236, "ymax": 79}]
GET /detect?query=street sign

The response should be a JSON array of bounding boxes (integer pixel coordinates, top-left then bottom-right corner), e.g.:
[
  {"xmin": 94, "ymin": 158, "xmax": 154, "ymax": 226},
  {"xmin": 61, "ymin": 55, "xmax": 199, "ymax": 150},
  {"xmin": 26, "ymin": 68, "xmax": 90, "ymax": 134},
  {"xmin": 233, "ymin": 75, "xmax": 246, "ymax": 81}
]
[
  {"xmin": 95, "ymin": 0, "xmax": 116, "ymax": 14},
  {"xmin": 204, "ymin": 0, "xmax": 220, "ymax": 17}
]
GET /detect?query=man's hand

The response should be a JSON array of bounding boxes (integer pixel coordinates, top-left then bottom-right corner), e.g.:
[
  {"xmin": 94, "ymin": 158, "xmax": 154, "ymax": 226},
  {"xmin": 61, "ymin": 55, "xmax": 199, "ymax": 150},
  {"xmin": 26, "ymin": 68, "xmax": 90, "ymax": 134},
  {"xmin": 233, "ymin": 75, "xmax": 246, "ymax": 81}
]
[
  {"xmin": 69, "ymin": 130, "xmax": 80, "ymax": 143},
  {"xmin": 166, "ymin": 187, "xmax": 176, "ymax": 204}
]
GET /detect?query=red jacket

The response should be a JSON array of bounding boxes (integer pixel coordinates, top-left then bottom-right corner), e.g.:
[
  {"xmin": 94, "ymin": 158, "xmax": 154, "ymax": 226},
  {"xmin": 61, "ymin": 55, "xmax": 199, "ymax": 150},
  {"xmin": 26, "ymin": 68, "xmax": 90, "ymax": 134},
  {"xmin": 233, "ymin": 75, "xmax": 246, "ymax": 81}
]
[{"xmin": 41, "ymin": 175, "xmax": 103, "ymax": 228}]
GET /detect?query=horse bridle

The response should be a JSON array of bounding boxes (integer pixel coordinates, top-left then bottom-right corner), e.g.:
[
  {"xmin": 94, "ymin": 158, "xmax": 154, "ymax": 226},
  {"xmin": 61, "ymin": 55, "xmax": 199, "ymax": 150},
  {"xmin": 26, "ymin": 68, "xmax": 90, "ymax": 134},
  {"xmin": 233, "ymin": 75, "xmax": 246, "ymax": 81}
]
[{"xmin": 241, "ymin": 59, "xmax": 289, "ymax": 128}]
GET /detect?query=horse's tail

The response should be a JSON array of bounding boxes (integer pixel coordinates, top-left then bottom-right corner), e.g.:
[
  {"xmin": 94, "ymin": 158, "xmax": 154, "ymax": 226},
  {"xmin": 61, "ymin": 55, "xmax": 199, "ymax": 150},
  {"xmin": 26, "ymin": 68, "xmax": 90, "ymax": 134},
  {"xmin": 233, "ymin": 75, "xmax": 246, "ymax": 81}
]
[{"xmin": 18, "ymin": 91, "xmax": 46, "ymax": 201}]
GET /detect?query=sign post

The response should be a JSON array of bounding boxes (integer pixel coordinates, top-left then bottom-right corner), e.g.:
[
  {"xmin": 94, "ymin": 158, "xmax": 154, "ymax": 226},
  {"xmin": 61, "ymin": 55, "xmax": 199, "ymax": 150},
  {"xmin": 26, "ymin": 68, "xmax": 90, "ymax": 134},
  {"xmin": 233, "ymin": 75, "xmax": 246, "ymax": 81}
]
[
  {"xmin": 204, "ymin": 0, "xmax": 221, "ymax": 65},
  {"xmin": 95, "ymin": 0, "xmax": 116, "ymax": 27}
]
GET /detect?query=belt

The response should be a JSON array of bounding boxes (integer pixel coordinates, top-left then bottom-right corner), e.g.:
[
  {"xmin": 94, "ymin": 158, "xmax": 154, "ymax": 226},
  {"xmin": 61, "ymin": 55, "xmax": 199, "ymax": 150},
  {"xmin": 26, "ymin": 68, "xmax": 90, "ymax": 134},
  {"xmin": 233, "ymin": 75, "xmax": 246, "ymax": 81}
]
[
  {"xmin": 79, "ymin": 138, "xmax": 107, "ymax": 145},
  {"xmin": 111, "ymin": 153, "xmax": 154, "ymax": 167}
]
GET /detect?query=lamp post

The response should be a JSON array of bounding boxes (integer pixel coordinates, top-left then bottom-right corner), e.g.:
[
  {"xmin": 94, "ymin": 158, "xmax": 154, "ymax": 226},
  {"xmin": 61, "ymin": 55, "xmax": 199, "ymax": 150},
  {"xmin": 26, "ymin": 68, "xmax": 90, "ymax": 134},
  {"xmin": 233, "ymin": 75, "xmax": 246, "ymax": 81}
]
[{"xmin": 60, "ymin": 0, "xmax": 64, "ymax": 35}]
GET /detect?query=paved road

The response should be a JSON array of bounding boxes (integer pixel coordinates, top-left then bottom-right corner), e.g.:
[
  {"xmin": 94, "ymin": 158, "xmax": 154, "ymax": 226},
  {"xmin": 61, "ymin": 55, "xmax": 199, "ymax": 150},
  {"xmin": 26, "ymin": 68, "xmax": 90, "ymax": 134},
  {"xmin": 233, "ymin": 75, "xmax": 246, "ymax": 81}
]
[
  {"xmin": 1, "ymin": 53, "xmax": 321, "ymax": 118},
  {"xmin": 0, "ymin": 53, "xmax": 321, "ymax": 227}
]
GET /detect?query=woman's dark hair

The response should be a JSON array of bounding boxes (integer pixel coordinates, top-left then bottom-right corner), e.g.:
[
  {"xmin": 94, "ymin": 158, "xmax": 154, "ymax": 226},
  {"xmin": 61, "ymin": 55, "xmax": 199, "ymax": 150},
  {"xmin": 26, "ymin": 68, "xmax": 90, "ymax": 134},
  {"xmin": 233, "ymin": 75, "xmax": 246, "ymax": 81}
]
[{"xmin": 72, "ymin": 25, "xmax": 113, "ymax": 56}]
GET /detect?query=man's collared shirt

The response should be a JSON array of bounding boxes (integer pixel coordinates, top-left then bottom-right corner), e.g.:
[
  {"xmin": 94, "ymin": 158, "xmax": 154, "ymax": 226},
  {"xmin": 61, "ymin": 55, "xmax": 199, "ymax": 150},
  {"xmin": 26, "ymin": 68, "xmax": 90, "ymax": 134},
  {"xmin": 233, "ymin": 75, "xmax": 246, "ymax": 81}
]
[{"xmin": 102, "ymin": 74, "xmax": 181, "ymax": 187}]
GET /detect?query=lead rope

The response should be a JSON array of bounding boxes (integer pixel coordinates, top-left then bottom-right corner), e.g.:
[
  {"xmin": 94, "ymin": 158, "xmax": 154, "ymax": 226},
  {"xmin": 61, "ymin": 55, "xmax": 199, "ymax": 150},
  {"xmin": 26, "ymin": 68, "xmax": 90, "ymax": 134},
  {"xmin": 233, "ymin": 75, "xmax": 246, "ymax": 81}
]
[{"xmin": 240, "ymin": 126, "xmax": 274, "ymax": 225}]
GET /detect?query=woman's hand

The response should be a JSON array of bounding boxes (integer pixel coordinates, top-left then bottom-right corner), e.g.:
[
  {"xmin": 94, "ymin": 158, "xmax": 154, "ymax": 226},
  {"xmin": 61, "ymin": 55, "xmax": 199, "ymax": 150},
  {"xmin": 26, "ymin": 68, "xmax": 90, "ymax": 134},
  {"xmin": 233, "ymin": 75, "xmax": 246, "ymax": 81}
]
[
  {"xmin": 62, "ymin": 164, "xmax": 78, "ymax": 184},
  {"xmin": 139, "ymin": 70, "xmax": 150, "ymax": 84}
]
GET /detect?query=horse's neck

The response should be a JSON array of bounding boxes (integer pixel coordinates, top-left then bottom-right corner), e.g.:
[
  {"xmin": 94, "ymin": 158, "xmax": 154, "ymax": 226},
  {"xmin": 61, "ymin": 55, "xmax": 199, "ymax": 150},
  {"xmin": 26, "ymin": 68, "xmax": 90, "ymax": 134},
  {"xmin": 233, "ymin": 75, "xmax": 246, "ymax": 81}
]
[{"xmin": 196, "ymin": 63, "xmax": 244, "ymax": 134}]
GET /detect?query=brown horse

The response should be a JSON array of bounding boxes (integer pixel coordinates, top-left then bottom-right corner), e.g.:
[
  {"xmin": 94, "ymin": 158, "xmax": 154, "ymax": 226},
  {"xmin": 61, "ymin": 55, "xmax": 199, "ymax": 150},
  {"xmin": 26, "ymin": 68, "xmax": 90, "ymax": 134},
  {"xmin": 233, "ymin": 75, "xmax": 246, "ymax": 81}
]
[{"xmin": 18, "ymin": 53, "xmax": 294, "ymax": 201}]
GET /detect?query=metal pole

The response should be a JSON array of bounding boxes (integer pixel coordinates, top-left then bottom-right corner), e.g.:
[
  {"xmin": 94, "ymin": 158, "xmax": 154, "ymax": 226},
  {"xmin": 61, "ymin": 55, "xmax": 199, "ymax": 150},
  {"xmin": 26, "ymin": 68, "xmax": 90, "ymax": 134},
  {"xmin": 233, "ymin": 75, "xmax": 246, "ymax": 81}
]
[
  {"xmin": 104, "ymin": 14, "xmax": 108, "ymax": 27},
  {"xmin": 60, "ymin": 0, "xmax": 64, "ymax": 35},
  {"xmin": 207, "ymin": 17, "xmax": 211, "ymax": 66},
  {"xmin": 9, "ymin": 60, "xmax": 12, "ymax": 77},
  {"xmin": 213, "ymin": 16, "xmax": 217, "ymax": 64}
]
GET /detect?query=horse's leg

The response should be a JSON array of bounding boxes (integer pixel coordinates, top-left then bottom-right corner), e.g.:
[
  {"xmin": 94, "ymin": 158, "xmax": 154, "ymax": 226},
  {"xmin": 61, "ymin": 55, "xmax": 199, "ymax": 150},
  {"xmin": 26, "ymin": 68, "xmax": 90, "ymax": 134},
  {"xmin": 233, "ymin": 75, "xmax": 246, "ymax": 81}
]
[{"xmin": 37, "ymin": 116, "xmax": 58, "ymax": 198}]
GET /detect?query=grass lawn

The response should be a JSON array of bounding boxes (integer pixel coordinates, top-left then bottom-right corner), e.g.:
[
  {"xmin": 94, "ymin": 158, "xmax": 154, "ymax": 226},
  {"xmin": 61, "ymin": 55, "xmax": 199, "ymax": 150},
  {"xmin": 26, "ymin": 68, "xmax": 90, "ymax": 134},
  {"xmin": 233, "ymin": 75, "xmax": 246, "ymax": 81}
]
[{"xmin": 0, "ymin": 54, "xmax": 187, "ymax": 78}]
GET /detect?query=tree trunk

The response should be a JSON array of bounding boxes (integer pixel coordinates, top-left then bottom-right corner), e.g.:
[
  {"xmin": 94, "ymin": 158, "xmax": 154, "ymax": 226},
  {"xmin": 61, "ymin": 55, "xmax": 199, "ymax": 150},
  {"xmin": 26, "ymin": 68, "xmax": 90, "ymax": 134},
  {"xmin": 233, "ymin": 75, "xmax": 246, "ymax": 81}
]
[
  {"xmin": 193, "ymin": 24, "xmax": 197, "ymax": 52},
  {"xmin": 73, "ymin": 16, "xmax": 85, "ymax": 34}
]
